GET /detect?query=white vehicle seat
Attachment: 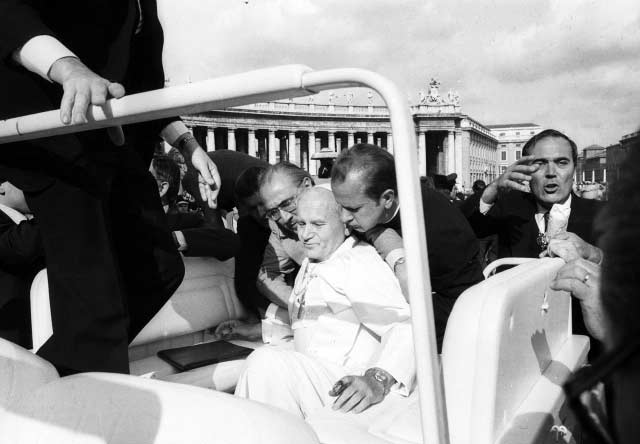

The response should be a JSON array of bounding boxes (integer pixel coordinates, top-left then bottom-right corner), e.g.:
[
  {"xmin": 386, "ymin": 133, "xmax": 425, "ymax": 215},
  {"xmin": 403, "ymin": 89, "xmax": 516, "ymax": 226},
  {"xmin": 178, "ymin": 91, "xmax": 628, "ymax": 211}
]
[
  {"xmin": 306, "ymin": 258, "xmax": 588, "ymax": 444},
  {"xmin": 30, "ymin": 257, "xmax": 263, "ymax": 392},
  {"xmin": 0, "ymin": 370, "xmax": 319, "ymax": 444},
  {"xmin": 0, "ymin": 337, "xmax": 58, "ymax": 411}
]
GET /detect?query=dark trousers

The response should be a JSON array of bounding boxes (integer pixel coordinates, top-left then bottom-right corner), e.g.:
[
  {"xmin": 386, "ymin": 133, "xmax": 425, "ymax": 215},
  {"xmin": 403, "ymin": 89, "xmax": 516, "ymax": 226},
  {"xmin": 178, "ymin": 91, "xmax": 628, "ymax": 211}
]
[{"xmin": 18, "ymin": 141, "xmax": 184, "ymax": 374}]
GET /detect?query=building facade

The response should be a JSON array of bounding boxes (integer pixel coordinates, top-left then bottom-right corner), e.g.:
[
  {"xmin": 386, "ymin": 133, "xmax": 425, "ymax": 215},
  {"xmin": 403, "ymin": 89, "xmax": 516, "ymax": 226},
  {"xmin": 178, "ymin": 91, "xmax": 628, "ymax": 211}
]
[
  {"xmin": 486, "ymin": 123, "xmax": 543, "ymax": 175},
  {"xmin": 606, "ymin": 131, "xmax": 638, "ymax": 185},
  {"xmin": 180, "ymin": 81, "xmax": 499, "ymax": 190},
  {"xmin": 577, "ymin": 144, "xmax": 607, "ymax": 183}
]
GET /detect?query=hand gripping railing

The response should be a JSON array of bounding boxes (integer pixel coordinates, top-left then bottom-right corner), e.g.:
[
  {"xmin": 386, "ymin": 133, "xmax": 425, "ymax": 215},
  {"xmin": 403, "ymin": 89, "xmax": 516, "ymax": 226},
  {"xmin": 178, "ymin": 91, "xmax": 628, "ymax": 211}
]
[{"xmin": 0, "ymin": 65, "xmax": 449, "ymax": 444}]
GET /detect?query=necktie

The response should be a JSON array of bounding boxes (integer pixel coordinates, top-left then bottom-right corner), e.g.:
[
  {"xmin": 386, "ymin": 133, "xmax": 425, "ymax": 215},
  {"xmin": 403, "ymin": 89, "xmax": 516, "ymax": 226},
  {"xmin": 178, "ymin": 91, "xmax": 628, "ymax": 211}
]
[
  {"xmin": 543, "ymin": 211, "xmax": 550, "ymax": 234},
  {"xmin": 537, "ymin": 211, "xmax": 550, "ymax": 252}
]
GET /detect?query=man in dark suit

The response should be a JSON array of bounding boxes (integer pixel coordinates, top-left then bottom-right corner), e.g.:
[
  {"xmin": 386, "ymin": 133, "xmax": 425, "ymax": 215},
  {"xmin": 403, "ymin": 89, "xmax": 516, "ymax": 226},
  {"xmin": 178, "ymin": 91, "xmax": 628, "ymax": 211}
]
[
  {"xmin": 466, "ymin": 129, "xmax": 603, "ymax": 260},
  {"xmin": 331, "ymin": 144, "xmax": 484, "ymax": 351},
  {"xmin": 150, "ymin": 155, "xmax": 240, "ymax": 260},
  {"xmin": 0, "ymin": 180, "xmax": 44, "ymax": 348},
  {"xmin": 0, "ymin": 0, "xmax": 219, "ymax": 374},
  {"xmin": 465, "ymin": 129, "xmax": 603, "ymax": 348}
]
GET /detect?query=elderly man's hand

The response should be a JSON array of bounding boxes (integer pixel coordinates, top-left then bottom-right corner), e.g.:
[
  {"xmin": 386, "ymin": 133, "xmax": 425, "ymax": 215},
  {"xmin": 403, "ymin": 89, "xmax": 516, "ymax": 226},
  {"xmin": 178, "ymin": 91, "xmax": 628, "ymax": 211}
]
[
  {"xmin": 541, "ymin": 232, "xmax": 603, "ymax": 264},
  {"xmin": 212, "ymin": 319, "xmax": 262, "ymax": 341},
  {"xmin": 189, "ymin": 147, "xmax": 221, "ymax": 209},
  {"xmin": 550, "ymin": 259, "xmax": 608, "ymax": 342},
  {"xmin": 481, "ymin": 155, "xmax": 539, "ymax": 205},
  {"xmin": 329, "ymin": 374, "xmax": 387, "ymax": 414}
]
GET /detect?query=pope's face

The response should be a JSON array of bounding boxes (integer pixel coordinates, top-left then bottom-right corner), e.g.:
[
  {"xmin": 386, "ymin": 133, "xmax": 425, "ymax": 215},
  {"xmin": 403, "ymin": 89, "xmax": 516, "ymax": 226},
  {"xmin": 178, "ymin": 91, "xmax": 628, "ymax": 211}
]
[
  {"xmin": 296, "ymin": 191, "xmax": 346, "ymax": 262},
  {"xmin": 528, "ymin": 136, "xmax": 575, "ymax": 208},
  {"xmin": 331, "ymin": 173, "xmax": 386, "ymax": 233}
]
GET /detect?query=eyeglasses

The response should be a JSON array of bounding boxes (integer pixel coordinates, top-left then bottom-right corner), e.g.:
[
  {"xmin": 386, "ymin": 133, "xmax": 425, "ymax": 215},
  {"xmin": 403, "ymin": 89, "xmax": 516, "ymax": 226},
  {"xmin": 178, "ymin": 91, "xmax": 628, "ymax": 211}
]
[
  {"xmin": 264, "ymin": 183, "xmax": 303, "ymax": 221},
  {"xmin": 265, "ymin": 196, "xmax": 298, "ymax": 221},
  {"xmin": 563, "ymin": 332, "xmax": 640, "ymax": 444}
]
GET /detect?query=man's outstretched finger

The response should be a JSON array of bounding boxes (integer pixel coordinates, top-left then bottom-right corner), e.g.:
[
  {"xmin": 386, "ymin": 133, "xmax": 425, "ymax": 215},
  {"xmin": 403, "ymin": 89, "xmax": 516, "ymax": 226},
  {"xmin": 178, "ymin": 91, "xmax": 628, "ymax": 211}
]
[
  {"xmin": 60, "ymin": 86, "xmax": 76, "ymax": 124},
  {"xmin": 72, "ymin": 90, "xmax": 91, "ymax": 124},
  {"xmin": 506, "ymin": 180, "xmax": 531, "ymax": 193}
]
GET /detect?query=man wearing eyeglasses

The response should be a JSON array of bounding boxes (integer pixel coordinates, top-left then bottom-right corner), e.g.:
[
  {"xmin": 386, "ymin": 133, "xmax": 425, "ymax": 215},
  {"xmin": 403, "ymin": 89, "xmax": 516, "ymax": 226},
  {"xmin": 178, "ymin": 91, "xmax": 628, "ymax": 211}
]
[{"xmin": 256, "ymin": 162, "xmax": 314, "ymax": 310}]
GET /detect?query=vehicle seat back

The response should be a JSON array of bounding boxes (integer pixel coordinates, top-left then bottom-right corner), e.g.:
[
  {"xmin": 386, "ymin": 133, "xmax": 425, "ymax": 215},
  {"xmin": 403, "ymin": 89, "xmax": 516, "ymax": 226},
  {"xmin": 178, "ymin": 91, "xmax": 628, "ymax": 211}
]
[
  {"xmin": 442, "ymin": 257, "xmax": 588, "ymax": 444},
  {"xmin": 0, "ymin": 372, "xmax": 319, "ymax": 444}
]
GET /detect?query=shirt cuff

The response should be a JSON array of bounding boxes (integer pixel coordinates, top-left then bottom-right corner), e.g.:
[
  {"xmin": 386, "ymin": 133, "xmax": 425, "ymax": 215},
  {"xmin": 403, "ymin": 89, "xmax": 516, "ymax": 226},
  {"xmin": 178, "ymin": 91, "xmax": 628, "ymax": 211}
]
[
  {"xmin": 384, "ymin": 248, "xmax": 405, "ymax": 269},
  {"xmin": 172, "ymin": 231, "xmax": 187, "ymax": 251},
  {"xmin": 479, "ymin": 199, "xmax": 494, "ymax": 215},
  {"xmin": 13, "ymin": 35, "xmax": 77, "ymax": 81},
  {"xmin": 160, "ymin": 120, "xmax": 190, "ymax": 145}
]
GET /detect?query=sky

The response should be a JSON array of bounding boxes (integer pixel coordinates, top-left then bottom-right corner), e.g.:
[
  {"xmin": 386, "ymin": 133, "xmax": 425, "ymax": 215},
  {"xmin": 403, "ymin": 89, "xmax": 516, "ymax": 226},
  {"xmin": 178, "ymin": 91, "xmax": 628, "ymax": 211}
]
[{"xmin": 158, "ymin": 0, "xmax": 640, "ymax": 148}]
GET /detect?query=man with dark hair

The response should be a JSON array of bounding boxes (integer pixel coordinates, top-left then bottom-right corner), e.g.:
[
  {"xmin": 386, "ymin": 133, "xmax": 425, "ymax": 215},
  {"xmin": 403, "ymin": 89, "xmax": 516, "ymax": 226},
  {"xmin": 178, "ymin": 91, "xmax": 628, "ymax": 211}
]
[
  {"xmin": 256, "ymin": 162, "xmax": 314, "ymax": 309},
  {"xmin": 0, "ymin": 0, "xmax": 224, "ymax": 374},
  {"xmin": 150, "ymin": 155, "xmax": 239, "ymax": 260},
  {"xmin": 467, "ymin": 129, "xmax": 600, "ymax": 258},
  {"xmin": 331, "ymin": 144, "xmax": 484, "ymax": 350},
  {"xmin": 466, "ymin": 128, "xmax": 603, "ymax": 348}
]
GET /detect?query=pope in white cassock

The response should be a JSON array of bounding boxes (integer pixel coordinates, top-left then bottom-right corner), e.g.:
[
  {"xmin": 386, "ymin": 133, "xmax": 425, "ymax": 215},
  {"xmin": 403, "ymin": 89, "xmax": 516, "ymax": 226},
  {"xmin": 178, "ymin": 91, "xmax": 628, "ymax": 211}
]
[{"xmin": 235, "ymin": 187, "xmax": 415, "ymax": 418}]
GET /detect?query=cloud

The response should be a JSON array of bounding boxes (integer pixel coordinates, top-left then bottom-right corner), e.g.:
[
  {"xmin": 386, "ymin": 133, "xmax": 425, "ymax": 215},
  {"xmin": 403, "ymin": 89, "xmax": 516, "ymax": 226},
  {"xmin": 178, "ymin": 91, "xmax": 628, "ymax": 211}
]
[{"xmin": 158, "ymin": 0, "xmax": 640, "ymax": 147}]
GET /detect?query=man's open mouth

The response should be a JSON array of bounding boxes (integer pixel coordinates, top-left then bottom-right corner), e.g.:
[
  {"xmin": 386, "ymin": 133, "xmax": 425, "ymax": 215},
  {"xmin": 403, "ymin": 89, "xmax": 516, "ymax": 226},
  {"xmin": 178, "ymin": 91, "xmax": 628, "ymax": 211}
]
[{"xmin": 544, "ymin": 184, "xmax": 559, "ymax": 193}]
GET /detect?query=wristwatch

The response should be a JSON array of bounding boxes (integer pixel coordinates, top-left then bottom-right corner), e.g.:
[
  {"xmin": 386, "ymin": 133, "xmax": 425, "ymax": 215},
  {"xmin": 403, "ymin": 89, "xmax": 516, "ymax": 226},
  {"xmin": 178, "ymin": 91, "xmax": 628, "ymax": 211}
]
[{"xmin": 365, "ymin": 368, "xmax": 394, "ymax": 395}]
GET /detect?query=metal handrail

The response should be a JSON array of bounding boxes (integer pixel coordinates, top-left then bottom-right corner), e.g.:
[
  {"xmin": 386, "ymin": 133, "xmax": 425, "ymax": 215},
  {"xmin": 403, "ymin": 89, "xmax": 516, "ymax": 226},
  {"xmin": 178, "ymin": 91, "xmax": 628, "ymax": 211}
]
[{"xmin": 0, "ymin": 65, "xmax": 448, "ymax": 444}]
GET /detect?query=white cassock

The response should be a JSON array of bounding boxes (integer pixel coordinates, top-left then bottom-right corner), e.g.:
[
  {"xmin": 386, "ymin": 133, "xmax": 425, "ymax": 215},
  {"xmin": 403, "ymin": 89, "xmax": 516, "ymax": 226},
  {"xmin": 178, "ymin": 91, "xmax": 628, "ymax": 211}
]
[{"xmin": 235, "ymin": 236, "xmax": 414, "ymax": 419}]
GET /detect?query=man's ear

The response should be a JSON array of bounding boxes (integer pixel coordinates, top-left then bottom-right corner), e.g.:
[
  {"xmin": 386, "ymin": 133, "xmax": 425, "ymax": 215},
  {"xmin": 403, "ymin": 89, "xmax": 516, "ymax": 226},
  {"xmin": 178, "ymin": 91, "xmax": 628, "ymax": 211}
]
[
  {"xmin": 380, "ymin": 189, "xmax": 396, "ymax": 209},
  {"xmin": 301, "ymin": 177, "xmax": 313, "ymax": 188},
  {"xmin": 158, "ymin": 181, "xmax": 169, "ymax": 199}
]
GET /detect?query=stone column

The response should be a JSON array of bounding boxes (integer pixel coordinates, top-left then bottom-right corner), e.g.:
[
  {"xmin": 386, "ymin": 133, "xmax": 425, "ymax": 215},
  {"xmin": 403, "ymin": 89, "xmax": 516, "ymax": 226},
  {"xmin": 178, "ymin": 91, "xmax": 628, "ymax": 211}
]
[
  {"xmin": 288, "ymin": 131, "xmax": 298, "ymax": 166},
  {"xmin": 309, "ymin": 131, "xmax": 318, "ymax": 175},
  {"xmin": 367, "ymin": 132, "xmax": 374, "ymax": 144},
  {"xmin": 328, "ymin": 131, "xmax": 336, "ymax": 151},
  {"xmin": 227, "ymin": 128, "xmax": 236, "ymax": 151},
  {"xmin": 447, "ymin": 131, "xmax": 455, "ymax": 174},
  {"xmin": 454, "ymin": 131, "xmax": 465, "ymax": 184},
  {"xmin": 268, "ymin": 130, "xmax": 277, "ymax": 164},
  {"xmin": 417, "ymin": 131, "xmax": 426, "ymax": 176},
  {"xmin": 347, "ymin": 131, "xmax": 355, "ymax": 148},
  {"xmin": 206, "ymin": 128, "xmax": 215, "ymax": 152},
  {"xmin": 248, "ymin": 129, "xmax": 256, "ymax": 157},
  {"xmin": 603, "ymin": 168, "xmax": 607, "ymax": 183},
  {"xmin": 591, "ymin": 170, "xmax": 595, "ymax": 182},
  {"xmin": 387, "ymin": 133, "xmax": 394, "ymax": 154}
]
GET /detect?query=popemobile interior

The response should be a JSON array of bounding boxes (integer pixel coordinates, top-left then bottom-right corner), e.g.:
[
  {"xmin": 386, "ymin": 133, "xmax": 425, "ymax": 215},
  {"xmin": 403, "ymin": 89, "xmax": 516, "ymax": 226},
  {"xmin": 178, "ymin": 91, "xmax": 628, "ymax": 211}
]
[{"xmin": 0, "ymin": 65, "xmax": 594, "ymax": 444}]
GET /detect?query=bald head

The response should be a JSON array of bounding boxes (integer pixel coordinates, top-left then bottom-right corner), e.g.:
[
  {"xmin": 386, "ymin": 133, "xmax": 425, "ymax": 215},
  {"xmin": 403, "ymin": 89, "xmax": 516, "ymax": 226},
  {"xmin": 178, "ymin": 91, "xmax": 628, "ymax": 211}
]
[{"xmin": 296, "ymin": 187, "xmax": 347, "ymax": 262}]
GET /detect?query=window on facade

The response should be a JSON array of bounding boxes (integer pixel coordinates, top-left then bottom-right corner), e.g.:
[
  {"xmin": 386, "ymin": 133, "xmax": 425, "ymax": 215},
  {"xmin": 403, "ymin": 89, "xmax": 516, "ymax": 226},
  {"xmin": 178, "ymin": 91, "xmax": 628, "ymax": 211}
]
[
  {"xmin": 515, "ymin": 143, "xmax": 521, "ymax": 147},
  {"xmin": 499, "ymin": 132, "xmax": 505, "ymax": 136},
  {"xmin": 516, "ymin": 132, "xmax": 520, "ymax": 135},
  {"xmin": 516, "ymin": 151, "xmax": 521, "ymax": 160},
  {"xmin": 501, "ymin": 151, "xmax": 507, "ymax": 161},
  {"xmin": 501, "ymin": 144, "xmax": 507, "ymax": 148},
  {"xmin": 530, "ymin": 131, "xmax": 535, "ymax": 135}
]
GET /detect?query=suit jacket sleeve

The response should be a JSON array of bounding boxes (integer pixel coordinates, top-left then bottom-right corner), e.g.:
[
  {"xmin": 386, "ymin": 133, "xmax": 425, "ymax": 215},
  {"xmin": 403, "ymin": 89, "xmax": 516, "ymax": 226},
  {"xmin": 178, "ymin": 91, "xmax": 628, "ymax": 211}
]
[
  {"xmin": 180, "ymin": 225, "xmax": 240, "ymax": 260},
  {"xmin": 234, "ymin": 217, "xmax": 270, "ymax": 315},
  {"xmin": 0, "ymin": 1, "xmax": 55, "ymax": 60},
  {"xmin": 0, "ymin": 215, "xmax": 44, "ymax": 269}
]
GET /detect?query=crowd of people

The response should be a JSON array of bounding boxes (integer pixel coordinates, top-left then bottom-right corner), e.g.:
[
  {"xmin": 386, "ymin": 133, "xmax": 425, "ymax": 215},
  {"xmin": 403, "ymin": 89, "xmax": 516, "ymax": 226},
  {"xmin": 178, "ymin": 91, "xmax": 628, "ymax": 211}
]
[{"xmin": 0, "ymin": 1, "xmax": 637, "ymax": 442}]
